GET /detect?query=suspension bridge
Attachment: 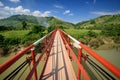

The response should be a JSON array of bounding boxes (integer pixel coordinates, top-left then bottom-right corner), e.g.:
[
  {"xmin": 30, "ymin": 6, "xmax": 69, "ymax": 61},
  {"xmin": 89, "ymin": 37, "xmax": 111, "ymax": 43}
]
[{"xmin": 0, "ymin": 29, "xmax": 120, "ymax": 80}]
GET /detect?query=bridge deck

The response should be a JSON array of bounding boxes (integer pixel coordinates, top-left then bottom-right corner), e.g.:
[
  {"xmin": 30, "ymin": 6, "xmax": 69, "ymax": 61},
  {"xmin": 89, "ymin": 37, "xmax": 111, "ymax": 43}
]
[{"xmin": 41, "ymin": 31, "xmax": 77, "ymax": 80}]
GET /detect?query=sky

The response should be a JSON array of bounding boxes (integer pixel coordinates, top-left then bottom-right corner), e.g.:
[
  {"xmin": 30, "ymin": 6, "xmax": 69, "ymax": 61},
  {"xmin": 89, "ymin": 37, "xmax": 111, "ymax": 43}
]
[{"xmin": 0, "ymin": 0, "xmax": 120, "ymax": 23}]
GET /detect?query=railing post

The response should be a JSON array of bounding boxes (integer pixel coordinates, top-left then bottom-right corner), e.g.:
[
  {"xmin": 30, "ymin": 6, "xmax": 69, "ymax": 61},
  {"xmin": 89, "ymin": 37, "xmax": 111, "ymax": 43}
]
[
  {"xmin": 31, "ymin": 47, "xmax": 38, "ymax": 80},
  {"xmin": 68, "ymin": 37, "xmax": 70, "ymax": 58},
  {"xmin": 44, "ymin": 38, "xmax": 49, "ymax": 57},
  {"xmin": 78, "ymin": 48, "xmax": 82, "ymax": 80}
]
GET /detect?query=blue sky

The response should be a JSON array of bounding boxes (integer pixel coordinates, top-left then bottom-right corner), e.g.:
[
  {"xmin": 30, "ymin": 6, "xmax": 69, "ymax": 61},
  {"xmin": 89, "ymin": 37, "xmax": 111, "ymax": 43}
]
[{"xmin": 0, "ymin": 0, "xmax": 120, "ymax": 23}]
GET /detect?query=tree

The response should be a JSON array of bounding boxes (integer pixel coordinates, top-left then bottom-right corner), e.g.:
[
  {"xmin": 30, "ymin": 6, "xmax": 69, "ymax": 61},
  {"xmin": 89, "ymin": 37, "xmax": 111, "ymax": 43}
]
[
  {"xmin": 32, "ymin": 25, "xmax": 45, "ymax": 34},
  {"xmin": 48, "ymin": 26, "xmax": 55, "ymax": 33},
  {"xmin": 0, "ymin": 35, "xmax": 4, "ymax": 42},
  {"xmin": 101, "ymin": 25, "xmax": 120, "ymax": 36},
  {"xmin": 22, "ymin": 21, "xmax": 27, "ymax": 29},
  {"xmin": 90, "ymin": 20, "xmax": 96, "ymax": 24},
  {"xmin": 0, "ymin": 26, "xmax": 7, "ymax": 31},
  {"xmin": 87, "ymin": 30, "xmax": 98, "ymax": 37}
]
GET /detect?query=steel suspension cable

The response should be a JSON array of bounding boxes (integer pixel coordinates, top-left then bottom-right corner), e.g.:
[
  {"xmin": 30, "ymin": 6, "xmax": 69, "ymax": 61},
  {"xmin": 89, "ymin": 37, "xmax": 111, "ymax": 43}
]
[
  {"xmin": 86, "ymin": 57, "xmax": 116, "ymax": 80},
  {"xmin": 3, "ymin": 58, "xmax": 31, "ymax": 80},
  {"xmin": 17, "ymin": 62, "xmax": 31, "ymax": 80}
]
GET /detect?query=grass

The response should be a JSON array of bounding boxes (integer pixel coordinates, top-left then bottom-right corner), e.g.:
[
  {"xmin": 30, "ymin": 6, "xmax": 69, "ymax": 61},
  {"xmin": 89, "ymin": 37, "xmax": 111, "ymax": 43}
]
[
  {"xmin": 0, "ymin": 30, "xmax": 30, "ymax": 39},
  {"xmin": 64, "ymin": 28, "xmax": 101, "ymax": 39},
  {"xmin": 64, "ymin": 28, "xmax": 101, "ymax": 35}
]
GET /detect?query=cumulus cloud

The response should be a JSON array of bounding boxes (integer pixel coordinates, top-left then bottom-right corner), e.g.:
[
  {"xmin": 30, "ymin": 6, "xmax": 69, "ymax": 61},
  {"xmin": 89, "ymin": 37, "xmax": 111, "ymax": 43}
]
[
  {"xmin": 0, "ymin": 1, "xmax": 4, "ymax": 6},
  {"xmin": 63, "ymin": 10, "xmax": 73, "ymax": 16},
  {"xmin": 9, "ymin": 0, "xmax": 20, "ymax": 3},
  {"xmin": 41, "ymin": 11, "xmax": 51, "ymax": 17},
  {"xmin": 32, "ymin": 10, "xmax": 41, "ymax": 16},
  {"xmin": 91, "ymin": 11, "xmax": 120, "ymax": 15},
  {"xmin": 3, "ymin": 6, "xmax": 30, "ymax": 15},
  {"xmin": 32, "ymin": 10, "xmax": 51, "ymax": 17},
  {"xmin": 54, "ymin": 5, "xmax": 63, "ymax": 9},
  {"xmin": 0, "ymin": 5, "xmax": 51, "ymax": 19},
  {"xmin": 63, "ymin": 10, "xmax": 70, "ymax": 14}
]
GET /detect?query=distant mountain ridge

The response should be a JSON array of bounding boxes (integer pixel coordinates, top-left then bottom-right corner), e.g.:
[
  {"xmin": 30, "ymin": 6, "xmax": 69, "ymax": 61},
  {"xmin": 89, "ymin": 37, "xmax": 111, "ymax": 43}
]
[
  {"xmin": 0, "ymin": 14, "xmax": 120, "ymax": 29},
  {"xmin": 76, "ymin": 14, "xmax": 120, "ymax": 29},
  {"xmin": 0, "ymin": 15, "xmax": 75, "ymax": 29}
]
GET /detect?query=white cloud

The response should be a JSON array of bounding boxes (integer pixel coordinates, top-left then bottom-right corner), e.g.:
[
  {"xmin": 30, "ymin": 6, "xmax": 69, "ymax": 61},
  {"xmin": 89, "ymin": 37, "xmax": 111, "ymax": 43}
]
[
  {"xmin": 41, "ymin": 11, "xmax": 51, "ymax": 17},
  {"xmin": 63, "ymin": 10, "xmax": 73, "ymax": 16},
  {"xmin": 9, "ymin": 0, "xmax": 20, "ymax": 3},
  {"xmin": 0, "ymin": 5, "xmax": 51, "ymax": 19},
  {"xmin": 3, "ymin": 6, "xmax": 30, "ymax": 14},
  {"xmin": 15, "ymin": 6, "xmax": 23, "ymax": 13},
  {"xmin": 32, "ymin": 10, "xmax": 51, "ymax": 17},
  {"xmin": 0, "ymin": 1, "xmax": 4, "ymax": 6},
  {"xmin": 54, "ymin": 5, "xmax": 63, "ymax": 9},
  {"xmin": 91, "ymin": 11, "xmax": 120, "ymax": 15},
  {"xmin": 32, "ymin": 10, "xmax": 41, "ymax": 16},
  {"xmin": 63, "ymin": 10, "xmax": 70, "ymax": 14}
]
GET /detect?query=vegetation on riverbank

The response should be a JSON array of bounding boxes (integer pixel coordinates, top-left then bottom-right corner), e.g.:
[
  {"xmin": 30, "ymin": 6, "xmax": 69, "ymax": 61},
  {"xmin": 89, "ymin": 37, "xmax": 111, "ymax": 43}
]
[
  {"xmin": 0, "ymin": 25, "xmax": 46, "ymax": 56},
  {"xmin": 64, "ymin": 28, "xmax": 120, "ymax": 52},
  {"xmin": 0, "ymin": 14, "xmax": 120, "ymax": 56}
]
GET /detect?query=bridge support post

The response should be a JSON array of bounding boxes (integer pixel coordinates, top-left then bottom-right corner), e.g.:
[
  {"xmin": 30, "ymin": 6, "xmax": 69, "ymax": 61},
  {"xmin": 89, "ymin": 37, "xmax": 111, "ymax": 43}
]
[
  {"xmin": 31, "ymin": 47, "xmax": 38, "ymax": 80},
  {"xmin": 78, "ymin": 48, "xmax": 82, "ymax": 80}
]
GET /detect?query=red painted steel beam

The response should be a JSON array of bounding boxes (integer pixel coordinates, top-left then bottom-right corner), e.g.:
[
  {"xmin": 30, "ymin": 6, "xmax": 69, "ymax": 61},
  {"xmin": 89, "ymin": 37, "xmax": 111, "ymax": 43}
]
[
  {"xmin": 77, "ymin": 48, "xmax": 82, "ymax": 80},
  {"xmin": 60, "ymin": 29, "xmax": 120, "ymax": 79},
  {"xmin": 26, "ymin": 30, "xmax": 56, "ymax": 80},
  {"xmin": 31, "ymin": 48, "xmax": 38, "ymax": 80},
  {"xmin": 0, "ymin": 29, "xmax": 55, "ymax": 75},
  {"xmin": 80, "ymin": 43, "xmax": 120, "ymax": 79},
  {"xmin": 59, "ymin": 30, "xmax": 90, "ymax": 80},
  {"xmin": 26, "ymin": 52, "xmax": 44, "ymax": 80},
  {"xmin": 0, "ymin": 44, "xmax": 34, "ymax": 74}
]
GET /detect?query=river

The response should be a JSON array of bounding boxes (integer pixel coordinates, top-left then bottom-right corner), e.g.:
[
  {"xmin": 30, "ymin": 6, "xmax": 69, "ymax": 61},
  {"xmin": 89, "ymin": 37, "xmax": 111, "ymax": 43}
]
[{"xmin": 94, "ymin": 49, "xmax": 120, "ymax": 69}]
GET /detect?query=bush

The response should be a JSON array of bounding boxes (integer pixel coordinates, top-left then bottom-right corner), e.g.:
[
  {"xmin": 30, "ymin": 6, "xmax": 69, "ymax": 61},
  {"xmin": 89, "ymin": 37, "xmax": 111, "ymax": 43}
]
[
  {"xmin": 101, "ymin": 25, "xmax": 120, "ymax": 36},
  {"xmin": 4, "ymin": 38, "xmax": 21, "ymax": 45},
  {"xmin": 89, "ymin": 38, "xmax": 99, "ymax": 48},
  {"xmin": 87, "ymin": 30, "xmax": 98, "ymax": 37},
  {"xmin": 114, "ymin": 36, "xmax": 120, "ymax": 43},
  {"xmin": 32, "ymin": 25, "xmax": 45, "ymax": 34},
  {"xmin": 0, "ymin": 47, "xmax": 9, "ymax": 56},
  {"xmin": 48, "ymin": 26, "xmax": 55, "ymax": 33},
  {"xmin": 0, "ymin": 35, "xmax": 4, "ymax": 42}
]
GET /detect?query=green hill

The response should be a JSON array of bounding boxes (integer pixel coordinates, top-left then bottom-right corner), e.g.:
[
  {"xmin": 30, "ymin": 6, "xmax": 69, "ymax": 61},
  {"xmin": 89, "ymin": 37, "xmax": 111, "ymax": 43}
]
[
  {"xmin": 0, "ymin": 15, "xmax": 75, "ymax": 29},
  {"xmin": 1, "ymin": 14, "xmax": 120, "ymax": 30},
  {"xmin": 76, "ymin": 14, "xmax": 120, "ymax": 29}
]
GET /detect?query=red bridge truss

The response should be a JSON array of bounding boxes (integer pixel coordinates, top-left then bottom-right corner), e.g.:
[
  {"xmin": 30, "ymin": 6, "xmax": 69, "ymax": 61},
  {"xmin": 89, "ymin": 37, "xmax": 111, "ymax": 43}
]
[{"xmin": 0, "ymin": 29, "xmax": 120, "ymax": 80}]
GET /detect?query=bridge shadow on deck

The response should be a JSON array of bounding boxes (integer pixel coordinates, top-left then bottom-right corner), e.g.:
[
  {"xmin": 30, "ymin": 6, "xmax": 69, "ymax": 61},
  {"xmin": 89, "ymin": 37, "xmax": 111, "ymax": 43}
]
[{"xmin": 41, "ymin": 32, "xmax": 70, "ymax": 80}]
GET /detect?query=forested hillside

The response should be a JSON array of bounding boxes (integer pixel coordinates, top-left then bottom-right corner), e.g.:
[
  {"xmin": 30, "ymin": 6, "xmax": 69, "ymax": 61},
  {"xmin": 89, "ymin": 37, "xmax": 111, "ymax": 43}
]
[
  {"xmin": 76, "ymin": 14, "xmax": 120, "ymax": 30},
  {"xmin": 0, "ymin": 15, "xmax": 75, "ymax": 30}
]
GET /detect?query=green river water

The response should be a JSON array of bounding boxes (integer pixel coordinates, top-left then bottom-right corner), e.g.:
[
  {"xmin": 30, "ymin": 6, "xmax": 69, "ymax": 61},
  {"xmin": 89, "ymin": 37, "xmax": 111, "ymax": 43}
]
[{"xmin": 94, "ymin": 49, "xmax": 120, "ymax": 69}]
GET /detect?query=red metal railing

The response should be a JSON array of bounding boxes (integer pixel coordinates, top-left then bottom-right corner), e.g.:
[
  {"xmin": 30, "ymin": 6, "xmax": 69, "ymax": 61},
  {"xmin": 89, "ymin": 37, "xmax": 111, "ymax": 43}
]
[
  {"xmin": 59, "ymin": 29, "xmax": 120, "ymax": 79},
  {"xmin": 1, "ymin": 29, "xmax": 120, "ymax": 80},
  {"xmin": 26, "ymin": 30, "xmax": 56, "ymax": 80},
  {"xmin": 59, "ymin": 29, "xmax": 90, "ymax": 80},
  {"xmin": 0, "ymin": 29, "xmax": 57, "ymax": 80}
]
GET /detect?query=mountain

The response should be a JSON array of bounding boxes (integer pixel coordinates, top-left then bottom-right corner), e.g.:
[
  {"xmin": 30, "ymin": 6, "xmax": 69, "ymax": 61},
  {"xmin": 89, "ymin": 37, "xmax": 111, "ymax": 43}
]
[
  {"xmin": 0, "ymin": 15, "xmax": 75, "ymax": 29},
  {"xmin": 1, "ymin": 14, "xmax": 120, "ymax": 30},
  {"xmin": 76, "ymin": 14, "xmax": 120, "ymax": 29},
  {"xmin": 46, "ymin": 17, "xmax": 75, "ymax": 28}
]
